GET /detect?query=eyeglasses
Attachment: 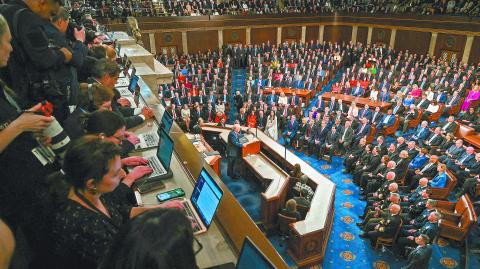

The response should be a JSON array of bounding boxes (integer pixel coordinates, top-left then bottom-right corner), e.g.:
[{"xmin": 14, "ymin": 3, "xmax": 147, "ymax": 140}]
[{"xmin": 193, "ymin": 237, "xmax": 203, "ymax": 256}]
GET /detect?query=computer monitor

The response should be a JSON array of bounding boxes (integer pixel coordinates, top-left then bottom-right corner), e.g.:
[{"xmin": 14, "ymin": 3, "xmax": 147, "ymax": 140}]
[
  {"xmin": 236, "ymin": 237, "xmax": 275, "ymax": 269},
  {"xmin": 161, "ymin": 110, "xmax": 173, "ymax": 133},
  {"xmin": 128, "ymin": 75, "xmax": 139, "ymax": 93},
  {"xmin": 191, "ymin": 168, "xmax": 223, "ymax": 228},
  {"xmin": 156, "ymin": 128, "xmax": 174, "ymax": 171}
]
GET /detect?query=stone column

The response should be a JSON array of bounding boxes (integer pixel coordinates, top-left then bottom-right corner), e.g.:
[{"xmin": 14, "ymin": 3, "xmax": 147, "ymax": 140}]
[
  {"xmin": 428, "ymin": 32, "xmax": 438, "ymax": 57},
  {"xmin": 351, "ymin": 26, "xmax": 358, "ymax": 44},
  {"xmin": 301, "ymin": 26, "xmax": 306, "ymax": 44},
  {"xmin": 149, "ymin": 33, "xmax": 156, "ymax": 54},
  {"xmin": 367, "ymin": 27, "xmax": 373, "ymax": 45},
  {"xmin": 389, "ymin": 29, "xmax": 396, "ymax": 49},
  {"xmin": 181, "ymin": 31, "xmax": 188, "ymax": 55},
  {"xmin": 277, "ymin": 27, "xmax": 282, "ymax": 45},
  {"xmin": 462, "ymin": 35, "xmax": 474, "ymax": 64},
  {"xmin": 218, "ymin": 29, "xmax": 223, "ymax": 49},
  {"xmin": 319, "ymin": 25, "xmax": 324, "ymax": 43}
]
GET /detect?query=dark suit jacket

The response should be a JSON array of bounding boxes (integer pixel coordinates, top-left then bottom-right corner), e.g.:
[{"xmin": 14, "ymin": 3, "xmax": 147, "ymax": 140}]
[
  {"xmin": 425, "ymin": 133, "xmax": 444, "ymax": 147},
  {"xmin": 370, "ymin": 111, "xmax": 383, "ymax": 124},
  {"xmin": 340, "ymin": 127, "xmax": 354, "ymax": 145},
  {"xmin": 440, "ymin": 121, "xmax": 456, "ymax": 134},
  {"xmin": 358, "ymin": 108, "xmax": 372, "ymax": 120},
  {"xmin": 403, "ymin": 245, "xmax": 432, "ymax": 269},
  {"xmin": 356, "ymin": 123, "xmax": 371, "ymax": 138},
  {"xmin": 226, "ymin": 131, "xmax": 243, "ymax": 158}
]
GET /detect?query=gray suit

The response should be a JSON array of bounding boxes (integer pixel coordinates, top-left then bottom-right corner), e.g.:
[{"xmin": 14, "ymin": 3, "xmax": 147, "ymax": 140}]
[{"xmin": 402, "ymin": 245, "xmax": 432, "ymax": 269}]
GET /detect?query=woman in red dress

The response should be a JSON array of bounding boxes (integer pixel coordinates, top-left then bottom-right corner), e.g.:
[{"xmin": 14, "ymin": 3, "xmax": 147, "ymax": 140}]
[{"xmin": 247, "ymin": 110, "xmax": 257, "ymax": 128}]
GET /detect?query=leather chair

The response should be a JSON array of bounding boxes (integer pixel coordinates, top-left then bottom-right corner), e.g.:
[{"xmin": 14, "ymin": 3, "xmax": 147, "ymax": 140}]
[
  {"xmin": 380, "ymin": 116, "xmax": 400, "ymax": 137},
  {"xmin": 366, "ymin": 126, "xmax": 376, "ymax": 144},
  {"xmin": 428, "ymin": 104, "xmax": 445, "ymax": 123},
  {"xmin": 278, "ymin": 213, "xmax": 297, "ymax": 235},
  {"xmin": 435, "ymin": 195, "xmax": 478, "ymax": 242},
  {"xmin": 407, "ymin": 110, "xmax": 423, "ymax": 129},
  {"xmin": 448, "ymin": 98, "xmax": 464, "ymax": 116},
  {"xmin": 375, "ymin": 219, "xmax": 403, "ymax": 250},
  {"xmin": 428, "ymin": 170, "xmax": 457, "ymax": 200},
  {"xmin": 296, "ymin": 204, "xmax": 309, "ymax": 220}
]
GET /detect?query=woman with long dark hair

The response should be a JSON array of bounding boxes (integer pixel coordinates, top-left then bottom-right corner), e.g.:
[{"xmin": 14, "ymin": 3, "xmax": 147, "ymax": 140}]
[
  {"xmin": 51, "ymin": 136, "xmax": 183, "ymax": 269},
  {"xmin": 99, "ymin": 208, "xmax": 198, "ymax": 269}
]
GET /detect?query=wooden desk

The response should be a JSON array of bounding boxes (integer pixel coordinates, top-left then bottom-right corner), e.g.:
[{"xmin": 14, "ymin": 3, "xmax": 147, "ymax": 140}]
[
  {"xmin": 132, "ymin": 73, "xmax": 290, "ymax": 268},
  {"xmin": 203, "ymin": 123, "xmax": 335, "ymax": 267},
  {"xmin": 186, "ymin": 133, "xmax": 222, "ymax": 176},
  {"xmin": 322, "ymin": 92, "xmax": 392, "ymax": 112},
  {"xmin": 455, "ymin": 122, "xmax": 480, "ymax": 150},
  {"xmin": 263, "ymin": 87, "xmax": 314, "ymax": 106},
  {"xmin": 244, "ymin": 153, "xmax": 290, "ymax": 230}
]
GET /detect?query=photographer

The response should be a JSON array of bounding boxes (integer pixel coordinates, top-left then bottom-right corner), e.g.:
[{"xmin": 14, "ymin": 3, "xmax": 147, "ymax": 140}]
[
  {"xmin": 44, "ymin": 6, "xmax": 88, "ymax": 113},
  {"xmin": 0, "ymin": 13, "xmax": 58, "ymax": 267},
  {"xmin": 0, "ymin": 0, "xmax": 73, "ymax": 122}
]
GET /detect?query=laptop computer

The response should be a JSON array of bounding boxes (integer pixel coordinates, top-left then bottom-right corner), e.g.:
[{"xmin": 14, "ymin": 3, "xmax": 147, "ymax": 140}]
[
  {"xmin": 161, "ymin": 110, "xmax": 173, "ymax": 133},
  {"xmin": 135, "ymin": 110, "xmax": 174, "ymax": 151},
  {"xmin": 204, "ymin": 237, "xmax": 275, "ymax": 269},
  {"xmin": 129, "ymin": 127, "xmax": 174, "ymax": 184},
  {"xmin": 180, "ymin": 167, "xmax": 224, "ymax": 235}
]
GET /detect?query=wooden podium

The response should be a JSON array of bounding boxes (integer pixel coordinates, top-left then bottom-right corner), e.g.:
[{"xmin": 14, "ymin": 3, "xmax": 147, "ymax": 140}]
[{"xmin": 242, "ymin": 140, "xmax": 261, "ymax": 157}]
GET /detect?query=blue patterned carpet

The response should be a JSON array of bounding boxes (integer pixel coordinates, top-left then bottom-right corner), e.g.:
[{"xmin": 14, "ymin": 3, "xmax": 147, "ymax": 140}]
[{"xmin": 219, "ymin": 69, "xmax": 467, "ymax": 268}]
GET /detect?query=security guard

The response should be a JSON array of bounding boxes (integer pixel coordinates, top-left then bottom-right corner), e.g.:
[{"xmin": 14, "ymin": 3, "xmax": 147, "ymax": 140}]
[{"xmin": 0, "ymin": 0, "xmax": 72, "ymax": 119}]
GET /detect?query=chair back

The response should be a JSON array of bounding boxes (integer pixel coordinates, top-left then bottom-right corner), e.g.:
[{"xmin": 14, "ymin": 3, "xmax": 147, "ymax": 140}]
[
  {"xmin": 277, "ymin": 213, "xmax": 297, "ymax": 235},
  {"xmin": 296, "ymin": 204, "xmax": 309, "ymax": 219}
]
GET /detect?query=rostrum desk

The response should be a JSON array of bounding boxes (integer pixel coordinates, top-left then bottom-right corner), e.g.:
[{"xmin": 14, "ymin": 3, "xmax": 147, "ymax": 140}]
[{"xmin": 202, "ymin": 124, "xmax": 336, "ymax": 267}]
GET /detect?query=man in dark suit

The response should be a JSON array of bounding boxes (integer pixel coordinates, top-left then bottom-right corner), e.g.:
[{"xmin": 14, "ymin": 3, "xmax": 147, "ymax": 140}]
[
  {"xmin": 415, "ymin": 94, "xmax": 430, "ymax": 110},
  {"xmin": 439, "ymin": 139, "xmax": 465, "ymax": 163},
  {"xmin": 391, "ymin": 100, "xmax": 405, "ymax": 116},
  {"xmin": 288, "ymin": 92, "xmax": 299, "ymax": 108},
  {"xmin": 439, "ymin": 116, "xmax": 457, "ymax": 134},
  {"xmin": 355, "ymin": 117, "xmax": 371, "ymax": 143},
  {"xmin": 453, "ymin": 153, "xmax": 480, "ymax": 188},
  {"xmin": 358, "ymin": 104, "xmax": 372, "ymax": 121},
  {"xmin": 283, "ymin": 115, "xmax": 299, "ymax": 146},
  {"xmin": 360, "ymin": 204, "xmax": 402, "ymax": 245},
  {"xmin": 442, "ymin": 90, "xmax": 461, "ymax": 116},
  {"xmin": 266, "ymin": 90, "xmax": 277, "ymax": 106},
  {"xmin": 406, "ymin": 156, "xmax": 439, "ymax": 189},
  {"xmin": 338, "ymin": 120, "xmax": 354, "ymax": 154},
  {"xmin": 226, "ymin": 124, "xmax": 245, "ymax": 179},
  {"xmin": 411, "ymin": 121, "xmax": 431, "ymax": 147},
  {"xmin": 370, "ymin": 107, "xmax": 383, "ymax": 126},
  {"xmin": 319, "ymin": 125, "xmax": 340, "ymax": 162},
  {"xmin": 446, "ymin": 146, "xmax": 476, "ymax": 172},
  {"xmin": 424, "ymin": 127, "xmax": 444, "ymax": 149},
  {"xmin": 395, "ymin": 212, "xmax": 439, "ymax": 258},
  {"xmin": 202, "ymin": 103, "xmax": 215, "ymax": 123},
  {"xmin": 401, "ymin": 104, "xmax": 419, "ymax": 133},
  {"xmin": 376, "ymin": 109, "xmax": 395, "ymax": 132},
  {"xmin": 400, "ymin": 234, "xmax": 433, "ymax": 269}
]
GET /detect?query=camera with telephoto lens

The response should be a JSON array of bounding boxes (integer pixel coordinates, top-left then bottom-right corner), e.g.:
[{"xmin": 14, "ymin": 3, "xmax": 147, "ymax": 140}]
[{"xmin": 37, "ymin": 101, "xmax": 70, "ymax": 156}]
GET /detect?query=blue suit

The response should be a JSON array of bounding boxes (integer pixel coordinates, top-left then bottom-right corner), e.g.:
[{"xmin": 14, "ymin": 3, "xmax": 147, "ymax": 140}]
[
  {"xmin": 379, "ymin": 92, "xmax": 390, "ymax": 102},
  {"xmin": 409, "ymin": 155, "xmax": 429, "ymax": 170},
  {"xmin": 283, "ymin": 120, "xmax": 299, "ymax": 144},
  {"xmin": 355, "ymin": 123, "xmax": 371, "ymax": 142},
  {"xmin": 411, "ymin": 127, "xmax": 430, "ymax": 146},
  {"xmin": 429, "ymin": 172, "xmax": 447, "ymax": 188},
  {"xmin": 227, "ymin": 130, "xmax": 244, "ymax": 178},
  {"xmin": 351, "ymin": 86, "xmax": 364, "ymax": 97},
  {"xmin": 315, "ymin": 99, "xmax": 325, "ymax": 112},
  {"xmin": 267, "ymin": 94, "xmax": 277, "ymax": 105},
  {"xmin": 357, "ymin": 108, "xmax": 372, "ymax": 120},
  {"xmin": 376, "ymin": 114, "xmax": 395, "ymax": 130},
  {"xmin": 403, "ymin": 98, "xmax": 415, "ymax": 107}
]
